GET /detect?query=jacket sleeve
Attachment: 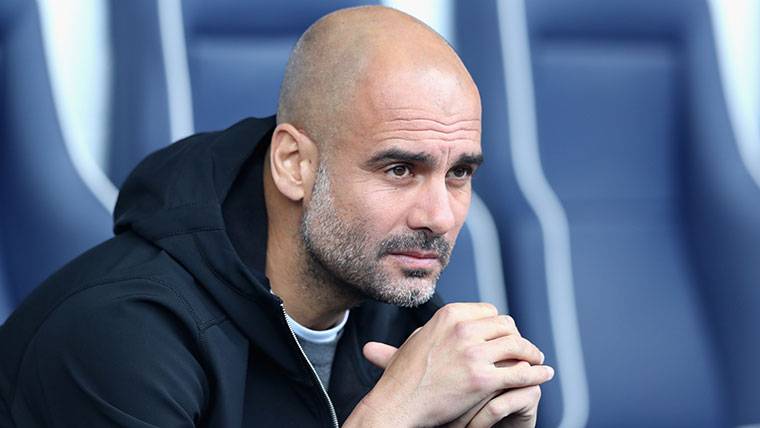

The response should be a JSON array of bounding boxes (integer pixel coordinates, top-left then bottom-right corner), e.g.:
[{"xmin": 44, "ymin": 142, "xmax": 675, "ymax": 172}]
[{"xmin": 11, "ymin": 281, "xmax": 209, "ymax": 427}]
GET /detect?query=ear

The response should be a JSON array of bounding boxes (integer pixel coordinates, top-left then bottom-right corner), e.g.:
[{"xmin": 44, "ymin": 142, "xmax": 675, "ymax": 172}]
[{"xmin": 269, "ymin": 123, "xmax": 319, "ymax": 202}]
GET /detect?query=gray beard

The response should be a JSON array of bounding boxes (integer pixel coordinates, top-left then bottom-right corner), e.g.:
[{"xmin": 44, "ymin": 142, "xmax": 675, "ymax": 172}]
[{"xmin": 299, "ymin": 161, "xmax": 450, "ymax": 308}]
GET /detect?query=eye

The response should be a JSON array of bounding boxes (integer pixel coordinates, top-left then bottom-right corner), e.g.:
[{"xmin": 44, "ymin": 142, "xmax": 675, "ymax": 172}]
[
  {"xmin": 448, "ymin": 166, "xmax": 473, "ymax": 179},
  {"xmin": 387, "ymin": 164, "xmax": 412, "ymax": 178}
]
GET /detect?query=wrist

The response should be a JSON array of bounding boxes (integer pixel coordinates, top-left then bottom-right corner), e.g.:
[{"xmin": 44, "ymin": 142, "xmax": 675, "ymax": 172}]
[
  {"xmin": 345, "ymin": 387, "xmax": 414, "ymax": 427},
  {"xmin": 343, "ymin": 398, "xmax": 385, "ymax": 427}
]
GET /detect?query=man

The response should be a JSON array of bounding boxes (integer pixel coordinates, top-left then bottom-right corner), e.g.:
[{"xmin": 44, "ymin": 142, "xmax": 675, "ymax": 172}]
[{"xmin": 0, "ymin": 6, "xmax": 553, "ymax": 427}]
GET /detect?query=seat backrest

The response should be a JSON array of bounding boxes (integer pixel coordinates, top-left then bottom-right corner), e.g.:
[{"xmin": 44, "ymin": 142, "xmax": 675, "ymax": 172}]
[
  {"xmin": 681, "ymin": 2, "xmax": 760, "ymax": 424},
  {"xmin": 456, "ymin": 0, "xmax": 758, "ymax": 426},
  {"xmin": 437, "ymin": 195, "xmax": 508, "ymax": 313},
  {"xmin": 181, "ymin": 0, "xmax": 375, "ymax": 132},
  {"xmin": 0, "ymin": 0, "xmax": 112, "ymax": 309},
  {"xmin": 106, "ymin": 0, "xmax": 376, "ymax": 183},
  {"xmin": 108, "ymin": 0, "xmax": 172, "ymax": 187}
]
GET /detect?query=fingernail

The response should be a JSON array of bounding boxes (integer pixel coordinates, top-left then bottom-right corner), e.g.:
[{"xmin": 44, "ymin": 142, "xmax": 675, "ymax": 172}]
[
  {"xmin": 540, "ymin": 351, "xmax": 545, "ymax": 364},
  {"xmin": 546, "ymin": 366, "xmax": 555, "ymax": 379}
]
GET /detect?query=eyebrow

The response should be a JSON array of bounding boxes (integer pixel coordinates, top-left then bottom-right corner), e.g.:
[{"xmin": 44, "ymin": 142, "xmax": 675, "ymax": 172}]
[
  {"xmin": 364, "ymin": 148, "xmax": 435, "ymax": 168},
  {"xmin": 454, "ymin": 153, "xmax": 484, "ymax": 168},
  {"xmin": 363, "ymin": 148, "xmax": 483, "ymax": 169}
]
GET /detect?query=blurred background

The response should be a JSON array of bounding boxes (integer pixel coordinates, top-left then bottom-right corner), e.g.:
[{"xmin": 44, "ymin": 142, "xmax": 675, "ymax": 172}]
[{"xmin": 1, "ymin": 0, "xmax": 759, "ymax": 426}]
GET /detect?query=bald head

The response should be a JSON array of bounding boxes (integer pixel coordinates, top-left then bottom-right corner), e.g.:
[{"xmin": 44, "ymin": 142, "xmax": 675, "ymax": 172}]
[
  {"xmin": 266, "ymin": 6, "xmax": 482, "ymax": 319},
  {"xmin": 277, "ymin": 6, "xmax": 479, "ymax": 151}
]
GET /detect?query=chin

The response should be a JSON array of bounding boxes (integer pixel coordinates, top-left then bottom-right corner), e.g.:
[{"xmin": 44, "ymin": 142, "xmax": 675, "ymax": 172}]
[{"xmin": 379, "ymin": 275, "xmax": 438, "ymax": 307}]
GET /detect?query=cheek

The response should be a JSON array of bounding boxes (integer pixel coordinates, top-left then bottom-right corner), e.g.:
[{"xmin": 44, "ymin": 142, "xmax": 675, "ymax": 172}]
[
  {"xmin": 346, "ymin": 188, "xmax": 412, "ymax": 235},
  {"xmin": 338, "ymin": 185, "xmax": 411, "ymax": 234},
  {"xmin": 360, "ymin": 193, "xmax": 407, "ymax": 228},
  {"xmin": 446, "ymin": 189, "xmax": 472, "ymax": 237},
  {"xmin": 444, "ymin": 180, "xmax": 472, "ymax": 211}
]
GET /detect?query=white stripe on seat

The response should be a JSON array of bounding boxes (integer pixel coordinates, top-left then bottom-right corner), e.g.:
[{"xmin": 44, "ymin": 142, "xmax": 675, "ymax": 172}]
[
  {"xmin": 465, "ymin": 193, "xmax": 509, "ymax": 314},
  {"xmin": 37, "ymin": 0, "xmax": 118, "ymax": 213},
  {"xmin": 707, "ymin": 0, "xmax": 760, "ymax": 190},
  {"xmin": 496, "ymin": 1, "xmax": 590, "ymax": 427},
  {"xmin": 157, "ymin": 0, "xmax": 195, "ymax": 139}
]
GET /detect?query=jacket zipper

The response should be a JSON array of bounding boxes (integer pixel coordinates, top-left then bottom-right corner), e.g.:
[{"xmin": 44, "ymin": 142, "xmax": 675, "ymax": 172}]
[{"xmin": 281, "ymin": 304, "xmax": 340, "ymax": 428}]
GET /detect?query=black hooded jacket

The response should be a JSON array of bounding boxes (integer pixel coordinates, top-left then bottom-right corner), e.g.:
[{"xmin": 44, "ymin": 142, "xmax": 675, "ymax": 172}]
[{"xmin": 0, "ymin": 116, "xmax": 442, "ymax": 427}]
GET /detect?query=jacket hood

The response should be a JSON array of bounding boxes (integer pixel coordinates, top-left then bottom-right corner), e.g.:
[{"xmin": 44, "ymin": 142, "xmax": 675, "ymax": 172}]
[
  {"xmin": 114, "ymin": 116, "xmax": 273, "ymax": 251},
  {"xmin": 112, "ymin": 116, "xmax": 313, "ymax": 373}
]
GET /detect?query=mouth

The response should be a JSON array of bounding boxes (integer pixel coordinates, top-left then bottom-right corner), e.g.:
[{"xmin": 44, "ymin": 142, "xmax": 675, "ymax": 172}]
[{"xmin": 386, "ymin": 250, "xmax": 441, "ymax": 270}]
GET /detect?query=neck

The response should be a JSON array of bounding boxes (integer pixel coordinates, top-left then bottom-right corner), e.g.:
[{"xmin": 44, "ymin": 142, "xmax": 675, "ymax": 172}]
[{"xmin": 263, "ymin": 153, "xmax": 362, "ymax": 330}]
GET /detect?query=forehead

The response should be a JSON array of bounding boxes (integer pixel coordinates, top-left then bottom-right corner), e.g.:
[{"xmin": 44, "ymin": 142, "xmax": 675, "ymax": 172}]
[
  {"xmin": 340, "ymin": 66, "xmax": 482, "ymax": 160},
  {"xmin": 363, "ymin": 66, "xmax": 481, "ymax": 117},
  {"xmin": 367, "ymin": 107, "xmax": 481, "ymax": 161}
]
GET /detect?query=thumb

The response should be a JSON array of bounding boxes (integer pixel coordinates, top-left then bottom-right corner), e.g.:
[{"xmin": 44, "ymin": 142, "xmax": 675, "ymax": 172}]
[{"xmin": 362, "ymin": 341, "xmax": 398, "ymax": 369}]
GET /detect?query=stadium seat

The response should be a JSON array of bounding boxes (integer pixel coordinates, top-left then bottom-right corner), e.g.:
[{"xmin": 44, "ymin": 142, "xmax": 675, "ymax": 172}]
[
  {"xmin": 108, "ymin": 0, "xmax": 172, "ymax": 187},
  {"xmin": 107, "ymin": 0, "xmax": 378, "ymax": 186},
  {"xmin": 0, "ymin": 0, "xmax": 112, "ymax": 317},
  {"xmin": 181, "ymin": 0, "xmax": 376, "ymax": 131},
  {"xmin": 457, "ymin": 0, "xmax": 760, "ymax": 426}
]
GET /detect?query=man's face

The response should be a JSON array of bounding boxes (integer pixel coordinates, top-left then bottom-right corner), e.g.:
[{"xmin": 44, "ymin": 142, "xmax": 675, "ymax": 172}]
[{"xmin": 300, "ymin": 66, "xmax": 482, "ymax": 307}]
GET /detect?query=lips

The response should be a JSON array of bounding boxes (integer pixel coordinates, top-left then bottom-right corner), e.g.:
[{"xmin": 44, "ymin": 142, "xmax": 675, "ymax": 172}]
[
  {"xmin": 386, "ymin": 250, "xmax": 441, "ymax": 270},
  {"xmin": 390, "ymin": 251, "xmax": 439, "ymax": 259}
]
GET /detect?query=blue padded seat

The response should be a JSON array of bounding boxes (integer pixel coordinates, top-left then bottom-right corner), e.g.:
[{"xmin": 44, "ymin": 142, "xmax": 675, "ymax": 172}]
[
  {"xmin": 0, "ymin": 0, "xmax": 112, "ymax": 313},
  {"xmin": 107, "ymin": 0, "xmax": 376, "ymax": 184},
  {"xmin": 108, "ymin": 0, "xmax": 172, "ymax": 187},
  {"xmin": 437, "ymin": 222, "xmax": 480, "ymax": 303},
  {"xmin": 457, "ymin": 0, "xmax": 760, "ymax": 426},
  {"xmin": 181, "ymin": 0, "xmax": 376, "ymax": 132}
]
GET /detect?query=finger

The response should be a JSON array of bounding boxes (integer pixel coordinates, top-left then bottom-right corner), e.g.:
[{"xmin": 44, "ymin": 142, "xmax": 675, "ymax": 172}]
[
  {"xmin": 478, "ymin": 335, "xmax": 544, "ymax": 366},
  {"xmin": 466, "ymin": 386, "xmax": 541, "ymax": 428},
  {"xmin": 362, "ymin": 342, "xmax": 398, "ymax": 369},
  {"xmin": 444, "ymin": 391, "xmax": 498, "ymax": 428},
  {"xmin": 435, "ymin": 302, "xmax": 499, "ymax": 325},
  {"xmin": 455, "ymin": 315, "xmax": 521, "ymax": 342},
  {"xmin": 494, "ymin": 363, "xmax": 554, "ymax": 390},
  {"xmin": 495, "ymin": 359, "xmax": 524, "ymax": 368}
]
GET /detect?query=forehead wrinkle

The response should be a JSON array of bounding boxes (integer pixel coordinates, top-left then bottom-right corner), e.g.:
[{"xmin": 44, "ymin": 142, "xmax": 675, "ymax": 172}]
[
  {"xmin": 443, "ymin": 145, "xmax": 452, "ymax": 169},
  {"xmin": 372, "ymin": 109, "xmax": 481, "ymax": 137},
  {"xmin": 385, "ymin": 118, "xmax": 480, "ymax": 132},
  {"xmin": 371, "ymin": 129, "xmax": 480, "ymax": 143},
  {"xmin": 378, "ymin": 107, "xmax": 480, "ymax": 122}
]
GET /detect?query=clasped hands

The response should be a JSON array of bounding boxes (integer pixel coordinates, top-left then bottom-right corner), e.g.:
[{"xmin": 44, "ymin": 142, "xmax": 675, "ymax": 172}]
[{"xmin": 348, "ymin": 303, "xmax": 554, "ymax": 428}]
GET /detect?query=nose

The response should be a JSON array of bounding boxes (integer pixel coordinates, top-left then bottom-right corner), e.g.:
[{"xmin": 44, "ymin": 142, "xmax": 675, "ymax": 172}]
[{"xmin": 407, "ymin": 179, "xmax": 457, "ymax": 235}]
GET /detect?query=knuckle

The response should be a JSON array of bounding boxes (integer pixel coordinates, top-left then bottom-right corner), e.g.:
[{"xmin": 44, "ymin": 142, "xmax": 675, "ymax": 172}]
[
  {"xmin": 462, "ymin": 344, "xmax": 481, "ymax": 363},
  {"xmin": 486, "ymin": 399, "xmax": 509, "ymax": 418},
  {"xmin": 518, "ymin": 337, "xmax": 534, "ymax": 356},
  {"xmin": 480, "ymin": 302, "xmax": 498, "ymax": 316},
  {"xmin": 466, "ymin": 366, "xmax": 490, "ymax": 392},
  {"xmin": 454, "ymin": 320, "xmax": 474, "ymax": 340},
  {"xmin": 504, "ymin": 335, "xmax": 521, "ymax": 353},
  {"xmin": 500, "ymin": 314, "xmax": 516, "ymax": 330},
  {"xmin": 438, "ymin": 303, "xmax": 461, "ymax": 321}
]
